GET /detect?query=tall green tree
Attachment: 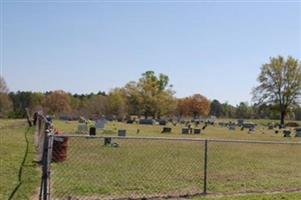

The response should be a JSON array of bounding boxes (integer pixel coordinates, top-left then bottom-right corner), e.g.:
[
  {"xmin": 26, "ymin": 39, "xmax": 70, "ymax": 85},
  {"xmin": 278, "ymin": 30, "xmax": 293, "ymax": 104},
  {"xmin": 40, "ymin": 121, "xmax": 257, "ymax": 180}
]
[
  {"xmin": 136, "ymin": 71, "xmax": 175, "ymax": 118},
  {"xmin": 222, "ymin": 102, "xmax": 236, "ymax": 118},
  {"xmin": 9, "ymin": 91, "xmax": 33, "ymax": 118},
  {"xmin": 210, "ymin": 99, "xmax": 223, "ymax": 118},
  {"xmin": 253, "ymin": 56, "xmax": 301, "ymax": 126},
  {"xmin": 107, "ymin": 88, "xmax": 128, "ymax": 119},
  {"xmin": 235, "ymin": 102, "xmax": 254, "ymax": 119},
  {"xmin": 0, "ymin": 77, "xmax": 13, "ymax": 118}
]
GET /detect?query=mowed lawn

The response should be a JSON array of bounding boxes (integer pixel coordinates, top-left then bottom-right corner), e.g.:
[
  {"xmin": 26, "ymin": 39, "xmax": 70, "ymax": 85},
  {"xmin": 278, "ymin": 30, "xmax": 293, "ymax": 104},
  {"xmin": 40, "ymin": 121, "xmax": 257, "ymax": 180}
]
[
  {"xmin": 195, "ymin": 192, "xmax": 301, "ymax": 200},
  {"xmin": 1, "ymin": 119, "xmax": 300, "ymax": 200},
  {"xmin": 0, "ymin": 119, "xmax": 40, "ymax": 200},
  {"xmin": 50, "ymin": 120, "xmax": 301, "ymax": 199}
]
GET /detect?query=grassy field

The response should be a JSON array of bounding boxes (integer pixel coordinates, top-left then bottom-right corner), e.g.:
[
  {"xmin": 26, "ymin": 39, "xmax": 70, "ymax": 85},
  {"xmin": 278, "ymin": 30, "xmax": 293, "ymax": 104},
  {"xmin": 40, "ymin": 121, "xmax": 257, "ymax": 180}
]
[
  {"xmin": 56, "ymin": 119, "xmax": 301, "ymax": 141},
  {"xmin": 1, "ymin": 119, "xmax": 300, "ymax": 200},
  {"xmin": 195, "ymin": 192, "xmax": 301, "ymax": 200},
  {"xmin": 50, "ymin": 120, "xmax": 301, "ymax": 199},
  {"xmin": 0, "ymin": 119, "xmax": 40, "ymax": 200}
]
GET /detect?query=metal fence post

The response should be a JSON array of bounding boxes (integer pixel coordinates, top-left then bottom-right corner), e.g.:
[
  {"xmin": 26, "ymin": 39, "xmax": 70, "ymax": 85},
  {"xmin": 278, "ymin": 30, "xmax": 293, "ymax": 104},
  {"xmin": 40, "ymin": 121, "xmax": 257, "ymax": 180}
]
[
  {"xmin": 203, "ymin": 139, "xmax": 208, "ymax": 194},
  {"xmin": 47, "ymin": 134, "xmax": 54, "ymax": 200},
  {"xmin": 39, "ymin": 122, "xmax": 51, "ymax": 200}
]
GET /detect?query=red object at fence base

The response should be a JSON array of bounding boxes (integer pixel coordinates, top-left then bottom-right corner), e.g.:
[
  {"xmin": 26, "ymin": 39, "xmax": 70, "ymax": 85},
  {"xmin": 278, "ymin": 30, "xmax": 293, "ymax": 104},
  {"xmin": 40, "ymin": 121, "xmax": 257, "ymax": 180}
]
[{"xmin": 52, "ymin": 136, "xmax": 69, "ymax": 162}]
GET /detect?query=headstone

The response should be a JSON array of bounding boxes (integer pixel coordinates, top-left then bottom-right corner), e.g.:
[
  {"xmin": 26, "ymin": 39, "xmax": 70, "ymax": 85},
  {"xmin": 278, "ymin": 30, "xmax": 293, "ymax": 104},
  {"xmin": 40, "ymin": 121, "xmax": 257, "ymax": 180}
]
[
  {"xmin": 295, "ymin": 128, "xmax": 301, "ymax": 137},
  {"xmin": 78, "ymin": 124, "xmax": 88, "ymax": 133},
  {"xmin": 208, "ymin": 116, "xmax": 216, "ymax": 125},
  {"xmin": 95, "ymin": 119, "xmax": 106, "ymax": 129},
  {"xmin": 139, "ymin": 119, "xmax": 155, "ymax": 125},
  {"xmin": 161, "ymin": 127, "xmax": 172, "ymax": 133},
  {"xmin": 194, "ymin": 129, "xmax": 201, "ymax": 134},
  {"xmin": 283, "ymin": 130, "xmax": 291, "ymax": 137},
  {"xmin": 159, "ymin": 120, "xmax": 167, "ymax": 126},
  {"xmin": 182, "ymin": 128, "xmax": 189, "ymax": 134},
  {"xmin": 89, "ymin": 127, "xmax": 96, "ymax": 136},
  {"xmin": 104, "ymin": 137, "xmax": 112, "ymax": 145},
  {"xmin": 243, "ymin": 123, "xmax": 256, "ymax": 129},
  {"xmin": 188, "ymin": 124, "xmax": 193, "ymax": 133},
  {"xmin": 127, "ymin": 119, "xmax": 134, "ymax": 124},
  {"xmin": 228, "ymin": 124, "xmax": 236, "ymax": 130},
  {"xmin": 237, "ymin": 119, "xmax": 244, "ymax": 126},
  {"xmin": 118, "ymin": 129, "xmax": 126, "ymax": 137}
]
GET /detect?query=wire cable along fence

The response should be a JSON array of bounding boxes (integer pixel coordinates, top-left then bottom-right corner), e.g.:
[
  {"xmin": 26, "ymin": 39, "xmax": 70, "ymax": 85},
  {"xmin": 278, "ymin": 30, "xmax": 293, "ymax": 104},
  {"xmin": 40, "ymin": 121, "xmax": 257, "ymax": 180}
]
[{"xmin": 37, "ymin": 132, "xmax": 301, "ymax": 200}]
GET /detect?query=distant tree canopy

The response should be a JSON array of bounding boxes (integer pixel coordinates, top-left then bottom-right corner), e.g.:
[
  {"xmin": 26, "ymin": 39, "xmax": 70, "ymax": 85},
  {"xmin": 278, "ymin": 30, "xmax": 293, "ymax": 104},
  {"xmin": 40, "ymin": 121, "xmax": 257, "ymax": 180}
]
[
  {"xmin": 253, "ymin": 56, "xmax": 301, "ymax": 125},
  {"xmin": 1, "ymin": 65, "xmax": 301, "ymax": 121},
  {"xmin": 0, "ymin": 77, "xmax": 13, "ymax": 118},
  {"xmin": 210, "ymin": 100, "xmax": 223, "ymax": 118},
  {"xmin": 236, "ymin": 102, "xmax": 254, "ymax": 119},
  {"xmin": 176, "ymin": 94, "xmax": 210, "ymax": 118},
  {"xmin": 123, "ymin": 71, "xmax": 176, "ymax": 119},
  {"xmin": 42, "ymin": 90, "xmax": 72, "ymax": 115}
]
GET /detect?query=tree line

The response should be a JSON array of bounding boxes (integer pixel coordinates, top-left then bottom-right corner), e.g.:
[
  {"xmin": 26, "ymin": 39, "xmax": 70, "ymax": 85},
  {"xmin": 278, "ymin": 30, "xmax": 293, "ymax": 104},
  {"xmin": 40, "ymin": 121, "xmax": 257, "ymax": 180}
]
[{"xmin": 0, "ymin": 56, "xmax": 300, "ymax": 124}]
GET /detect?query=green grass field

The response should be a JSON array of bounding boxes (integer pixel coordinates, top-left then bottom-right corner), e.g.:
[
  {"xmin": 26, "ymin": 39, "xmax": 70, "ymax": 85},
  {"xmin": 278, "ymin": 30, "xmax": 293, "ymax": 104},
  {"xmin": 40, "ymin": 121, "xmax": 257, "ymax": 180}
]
[
  {"xmin": 1, "ymin": 119, "xmax": 300, "ymax": 200},
  {"xmin": 0, "ymin": 119, "xmax": 40, "ymax": 200},
  {"xmin": 51, "ymin": 120, "xmax": 301, "ymax": 199}
]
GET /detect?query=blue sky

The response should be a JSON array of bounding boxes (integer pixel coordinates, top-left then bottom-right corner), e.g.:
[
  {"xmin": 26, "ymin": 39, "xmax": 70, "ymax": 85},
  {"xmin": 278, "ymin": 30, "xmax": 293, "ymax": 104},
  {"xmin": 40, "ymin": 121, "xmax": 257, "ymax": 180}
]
[{"xmin": 1, "ymin": 1, "xmax": 300, "ymax": 105}]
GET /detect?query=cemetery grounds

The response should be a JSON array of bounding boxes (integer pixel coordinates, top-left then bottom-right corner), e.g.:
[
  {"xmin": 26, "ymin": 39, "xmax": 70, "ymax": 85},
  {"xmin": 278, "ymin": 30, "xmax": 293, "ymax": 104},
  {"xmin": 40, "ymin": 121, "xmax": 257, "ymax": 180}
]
[{"xmin": 1, "ymin": 119, "xmax": 301, "ymax": 200}]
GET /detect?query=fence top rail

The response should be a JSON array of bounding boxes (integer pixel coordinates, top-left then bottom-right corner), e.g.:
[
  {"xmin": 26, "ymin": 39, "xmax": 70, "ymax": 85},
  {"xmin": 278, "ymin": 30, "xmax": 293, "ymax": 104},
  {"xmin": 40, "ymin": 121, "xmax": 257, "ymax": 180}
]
[{"xmin": 50, "ymin": 134, "xmax": 301, "ymax": 145}]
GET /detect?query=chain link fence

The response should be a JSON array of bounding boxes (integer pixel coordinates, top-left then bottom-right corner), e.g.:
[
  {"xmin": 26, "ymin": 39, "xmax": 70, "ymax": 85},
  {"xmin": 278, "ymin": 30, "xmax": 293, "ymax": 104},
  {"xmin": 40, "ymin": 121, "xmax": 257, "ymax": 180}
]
[
  {"xmin": 207, "ymin": 140, "xmax": 301, "ymax": 195},
  {"xmin": 43, "ymin": 135, "xmax": 301, "ymax": 200}
]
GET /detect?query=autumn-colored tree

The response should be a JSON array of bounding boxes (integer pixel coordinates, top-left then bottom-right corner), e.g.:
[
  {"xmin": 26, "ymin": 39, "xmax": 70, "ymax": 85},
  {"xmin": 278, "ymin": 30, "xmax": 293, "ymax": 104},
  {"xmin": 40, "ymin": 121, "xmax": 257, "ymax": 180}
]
[
  {"xmin": 188, "ymin": 94, "xmax": 210, "ymax": 118},
  {"xmin": 43, "ymin": 90, "xmax": 71, "ymax": 115},
  {"xmin": 176, "ymin": 98, "xmax": 191, "ymax": 117},
  {"xmin": 176, "ymin": 94, "xmax": 210, "ymax": 118}
]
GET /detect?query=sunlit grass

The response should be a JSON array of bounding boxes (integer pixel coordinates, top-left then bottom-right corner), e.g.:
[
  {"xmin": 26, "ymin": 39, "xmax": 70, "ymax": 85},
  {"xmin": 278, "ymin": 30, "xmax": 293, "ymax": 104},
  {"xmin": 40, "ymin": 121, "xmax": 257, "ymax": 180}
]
[
  {"xmin": 0, "ymin": 120, "xmax": 40, "ymax": 200},
  {"xmin": 51, "ymin": 119, "xmax": 301, "ymax": 199}
]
